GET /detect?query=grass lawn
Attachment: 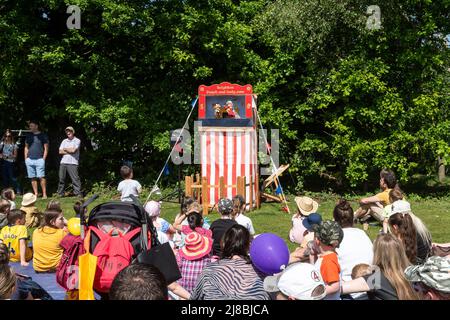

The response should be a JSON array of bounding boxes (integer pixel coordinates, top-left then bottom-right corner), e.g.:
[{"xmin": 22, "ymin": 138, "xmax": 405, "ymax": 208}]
[{"xmin": 23, "ymin": 193, "xmax": 450, "ymax": 251}]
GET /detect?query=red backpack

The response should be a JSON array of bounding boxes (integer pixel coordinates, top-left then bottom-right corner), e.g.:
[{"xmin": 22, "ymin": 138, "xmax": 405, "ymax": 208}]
[
  {"xmin": 89, "ymin": 226, "xmax": 142, "ymax": 293},
  {"xmin": 56, "ymin": 234, "xmax": 85, "ymax": 291}
]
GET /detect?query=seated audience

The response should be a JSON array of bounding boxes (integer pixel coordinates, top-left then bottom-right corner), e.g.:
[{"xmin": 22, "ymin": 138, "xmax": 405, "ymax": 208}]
[
  {"xmin": 190, "ymin": 224, "xmax": 270, "ymax": 300},
  {"xmin": 342, "ymin": 233, "xmax": 419, "ymax": 300},
  {"xmin": 354, "ymin": 169, "xmax": 397, "ymax": 229},
  {"xmin": 264, "ymin": 262, "xmax": 326, "ymax": 300},
  {"xmin": 289, "ymin": 196, "xmax": 318, "ymax": 245},
  {"xmin": 0, "ymin": 209, "xmax": 32, "ymax": 266},
  {"xmin": 32, "ymin": 210, "xmax": 68, "ymax": 272}
]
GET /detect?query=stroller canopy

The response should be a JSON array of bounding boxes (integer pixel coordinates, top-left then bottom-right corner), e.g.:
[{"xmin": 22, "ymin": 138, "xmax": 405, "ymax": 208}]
[{"xmin": 87, "ymin": 201, "xmax": 146, "ymax": 227}]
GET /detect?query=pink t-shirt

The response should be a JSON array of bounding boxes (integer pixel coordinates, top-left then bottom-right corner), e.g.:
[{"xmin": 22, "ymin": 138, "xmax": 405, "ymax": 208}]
[
  {"xmin": 181, "ymin": 225, "xmax": 212, "ymax": 239},
  {"xmin": 289, "ymin": 215, "xmax": 307, "ymax": 244}
]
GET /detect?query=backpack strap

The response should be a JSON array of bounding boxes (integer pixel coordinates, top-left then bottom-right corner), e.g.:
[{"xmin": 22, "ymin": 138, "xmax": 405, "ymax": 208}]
[
  {"xmin": 89, "ymin": 226, "xmax": 109, "ymax": 241},
  {"xmin": 83, "ymin": 228, "xmax": 91, "ymax": 252},
  {"xmin": 123, "ymin": 227, "xmax": 142, "ymax": 241}
]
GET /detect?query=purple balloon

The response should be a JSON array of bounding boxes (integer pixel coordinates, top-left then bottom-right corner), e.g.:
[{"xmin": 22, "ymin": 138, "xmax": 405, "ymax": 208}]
[{"xmin": 250, "ymin": 233, "xmax": 289, "ymax": 275}]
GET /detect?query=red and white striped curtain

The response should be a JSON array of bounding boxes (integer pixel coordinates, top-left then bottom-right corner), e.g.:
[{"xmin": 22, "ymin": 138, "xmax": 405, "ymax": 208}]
[{"xmin": 200, "ymin": 127, "xmax": 258, "ymax": 208}]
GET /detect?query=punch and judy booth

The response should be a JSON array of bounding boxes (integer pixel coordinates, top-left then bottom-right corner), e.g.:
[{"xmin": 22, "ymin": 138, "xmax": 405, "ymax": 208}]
[{"xmin": 186, "ymin": 82, "xmax": 259, "ymax": 213}]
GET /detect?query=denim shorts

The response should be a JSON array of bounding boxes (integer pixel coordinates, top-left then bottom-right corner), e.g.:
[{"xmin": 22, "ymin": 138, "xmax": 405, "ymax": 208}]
[{"xmin": 25, "ymin": 158, "xmax": 46, "ymax": 178}]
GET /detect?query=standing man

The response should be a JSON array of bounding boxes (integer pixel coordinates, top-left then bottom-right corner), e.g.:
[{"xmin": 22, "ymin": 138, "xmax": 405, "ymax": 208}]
[
  {"xmin": 24, "ymin": 120, "xmax": 49, "ymax": 199},
  {"xmin": 57, "ymin": 126, "xmax": 82, "ymax": 197}
]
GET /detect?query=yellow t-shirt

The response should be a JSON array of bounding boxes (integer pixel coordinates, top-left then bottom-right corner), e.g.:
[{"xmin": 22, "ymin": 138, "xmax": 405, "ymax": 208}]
[
  {"xmin": 376, "ymin": 188, "xmax": 392, "ymax": 206},
  {"xmin": 0, "ymin": 225, "xmax": 33, "ymax": 262},
  {"xmin": 32, "ymin": 226, "xmax": 67, "ymax": 272}
]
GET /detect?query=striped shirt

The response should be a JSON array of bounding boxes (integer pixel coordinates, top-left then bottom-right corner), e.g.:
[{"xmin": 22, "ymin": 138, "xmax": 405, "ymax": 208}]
[{"xmin": 190, "ymin": 257, "xmax": 270, "ymax": 300}]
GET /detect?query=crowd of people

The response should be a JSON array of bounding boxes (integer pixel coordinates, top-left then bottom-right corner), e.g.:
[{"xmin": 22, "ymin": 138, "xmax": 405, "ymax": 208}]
[
  {"xmin": 0, "ymin": 122, "xmax": 82, "ymax": 200},
  {"xmin": 0, "ymin": 157, "xmax": 449, "ymax": 300}
]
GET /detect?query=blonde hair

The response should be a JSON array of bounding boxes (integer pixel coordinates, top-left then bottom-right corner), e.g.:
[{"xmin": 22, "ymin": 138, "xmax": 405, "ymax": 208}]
[
  {"xmin": 408, "ymin": 211, "xmax": 432, "ymax": 251},
  {"xmin": 0, "ymin": 243, "xmax": 16, "ymax": 299},
  {"xmin": 373, "ymin": 234, "xmax": 419, "ymax": 300}
]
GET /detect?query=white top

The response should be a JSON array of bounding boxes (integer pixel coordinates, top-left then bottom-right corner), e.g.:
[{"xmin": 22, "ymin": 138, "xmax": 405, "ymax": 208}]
[
  {"xmin": 235, "ymin": 214, "xmax": 255, "ymax": 235},
  {"xmin": 59, "ymin": 137, "xmax": 81, "ymax": 165},
  {"xmin": 336, "ymin": 228, "xmax": 374, "ymax": 282},
  {"xmin": 8, "ymin": 200, "xmax": 16, "ymax": 210},
  {"xmin": 1, "ymin": 143, "xmax": 18, "ymax": 163},
  {"xmin": 117, "ymin": 179, "xmax": 142, "ymax": 202}
]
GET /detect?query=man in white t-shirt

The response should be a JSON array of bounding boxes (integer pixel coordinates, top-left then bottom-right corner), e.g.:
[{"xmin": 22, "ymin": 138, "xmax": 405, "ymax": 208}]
[
  {"xmin": 117, "ymin": 165, "xmax": 142, "ymax": 202},
  {"xmin": 57, "ymin": 127, "xmax": 82, "ymax": 197}
]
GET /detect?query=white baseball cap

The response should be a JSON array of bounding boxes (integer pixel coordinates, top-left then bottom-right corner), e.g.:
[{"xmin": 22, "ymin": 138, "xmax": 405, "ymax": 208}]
[
  {"xmin": 264, "ymin": 262, "xmax": 326, "ymax": 300},
  {"xmin": 390, "ymin": 200, "xmax": 411, "ymax": 216}
]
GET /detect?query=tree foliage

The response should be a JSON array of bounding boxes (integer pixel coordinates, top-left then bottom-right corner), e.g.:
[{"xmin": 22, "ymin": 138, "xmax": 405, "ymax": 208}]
[{"xmin": 0, "ymin": 0, "xmax": 449, "ymax": 191}]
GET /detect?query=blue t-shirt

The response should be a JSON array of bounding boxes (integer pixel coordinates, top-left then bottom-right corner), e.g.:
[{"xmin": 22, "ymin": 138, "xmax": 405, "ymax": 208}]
[{"xmin": 25, "ymin": 133, "xmax": 49, "ymax": 159}]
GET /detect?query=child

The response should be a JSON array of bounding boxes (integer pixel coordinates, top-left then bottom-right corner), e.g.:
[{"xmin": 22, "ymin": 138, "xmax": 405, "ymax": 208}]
[
  {"xmin": 289, "ymin": 196, "xmax": 319, "ymax": 245},
  {"xmin": 0, "ymin": 209, "xmax": 33, "ymax": 266},
  {"xmin": 312, "ymin": 220, "xmax": 344, "ymax": 300},
  {"xmin": 232, "ymin": 195, "xmax": 255, "ymax": 237},
  {"xmin": 300, "ymin": 212, "xmax": 322, "ymax": 248},
  {"xmin": 349, "ymin": 263, "xmax": 372, "ymax": 300},
  {"xmin": 0, "ymin": 199, "xmax": 10, "ymax": 229},
  {"xmin": 32, "ymin": 210, "xmax": 68, "ymax": 272},
  {"xmin": 20, "ymin": 193, "xmax": 42, "ymax": 228},
  {"xmin": 382, "ymin": 188, "xmax": 404, "ymax": 234},
  {"xmin": 2, "ymin": 188, "xmax": 16, "ymax": 210},
  {"xmin": 144, "ymin": 201, "xmax": 176, "ymax": 244},
  {"xmin": 176, "ymin": 232, "xmax": 212, "ymax": 293},
  {"xmin": 173, "ymin": 202, "xmax": 211, "ymax": 237},
  {"xmin": 351, "ymin": 263, "xmax": 372, "ymax": 280},
  {"xmin": 117, "ymin": 166, "xmax": 142, "ymax": 202},
  {"xmin": 210, "ymin": 198, "xmax": 237, "ymax": 257}
]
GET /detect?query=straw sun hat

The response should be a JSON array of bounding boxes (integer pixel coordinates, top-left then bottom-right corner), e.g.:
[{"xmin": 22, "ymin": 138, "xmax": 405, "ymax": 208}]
[
  {"xmin": 21, "ymin": 193, "xmax": 37, "ymax": 206},
  {"xmin": 294, "ymin": 196, "xmax": 319, "ymax": 216}
]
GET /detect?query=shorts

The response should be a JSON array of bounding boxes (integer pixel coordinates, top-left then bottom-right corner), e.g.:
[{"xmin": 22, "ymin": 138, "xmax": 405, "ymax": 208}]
[{"xmin": 25, "ymin": 158, "xmax": 46, "ymax": 178}]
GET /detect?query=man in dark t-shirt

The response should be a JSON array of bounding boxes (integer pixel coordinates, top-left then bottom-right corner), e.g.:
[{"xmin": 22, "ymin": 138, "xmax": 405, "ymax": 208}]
[
  {"xmin": 210, "ymin": 198, "xmax": 237, "ymax": 257},
  {"xmin": 24, "ymin": 120, "xmax": 49, "ymax": 199}
]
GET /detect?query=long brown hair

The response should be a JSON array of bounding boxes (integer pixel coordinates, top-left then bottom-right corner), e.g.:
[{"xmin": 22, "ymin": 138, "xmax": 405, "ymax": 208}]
[
  {"xmin": 388, "ymin": 212, "xmax": 417, "ymax": 264},
  {"xmin": 40, "ymin": 210, "xmax": 62, "ymax": 229},
  {"xmin": 1, "ymin": 129, "xmax": 15, "ymax": 145},
  {"xmin": 373, "ymin": 234, "xmax": 419, "ymax": 300},
  {"xmin": 0, "ymin": 243, "xmax": 16, "ymax": 299}
]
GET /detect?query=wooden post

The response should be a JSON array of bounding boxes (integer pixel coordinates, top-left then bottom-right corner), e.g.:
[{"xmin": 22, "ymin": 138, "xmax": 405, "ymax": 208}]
[
  {"xmin": 219, "ymin": 176, "xmax": 225, "ymax": 199},
  {"xmin": 202, "ymin": 177, "xmax": 209, "ymax": 215},
  {"xmin": 236, "ymin": 176, "xmax": 242, "ymax": 197},
  {"xmin": 185, "ymin": 176, "xmax": 192, "ymax": 197},
  {"xmin": 249, "ymin": 175, "xmax": 253, "ymax": 210},
  {"xmin": 256, "ymin": 171, "xmax": 260, "ymax": 209},
  {"xmin": 242, "ymin": 176, "xmax": 246, "ymax": 208}
]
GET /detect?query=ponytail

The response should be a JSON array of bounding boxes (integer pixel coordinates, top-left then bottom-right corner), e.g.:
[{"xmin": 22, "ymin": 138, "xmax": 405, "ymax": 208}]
[{"xmin": 388, "ymin": 212, "xmax": 417, "ymax": 264}]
